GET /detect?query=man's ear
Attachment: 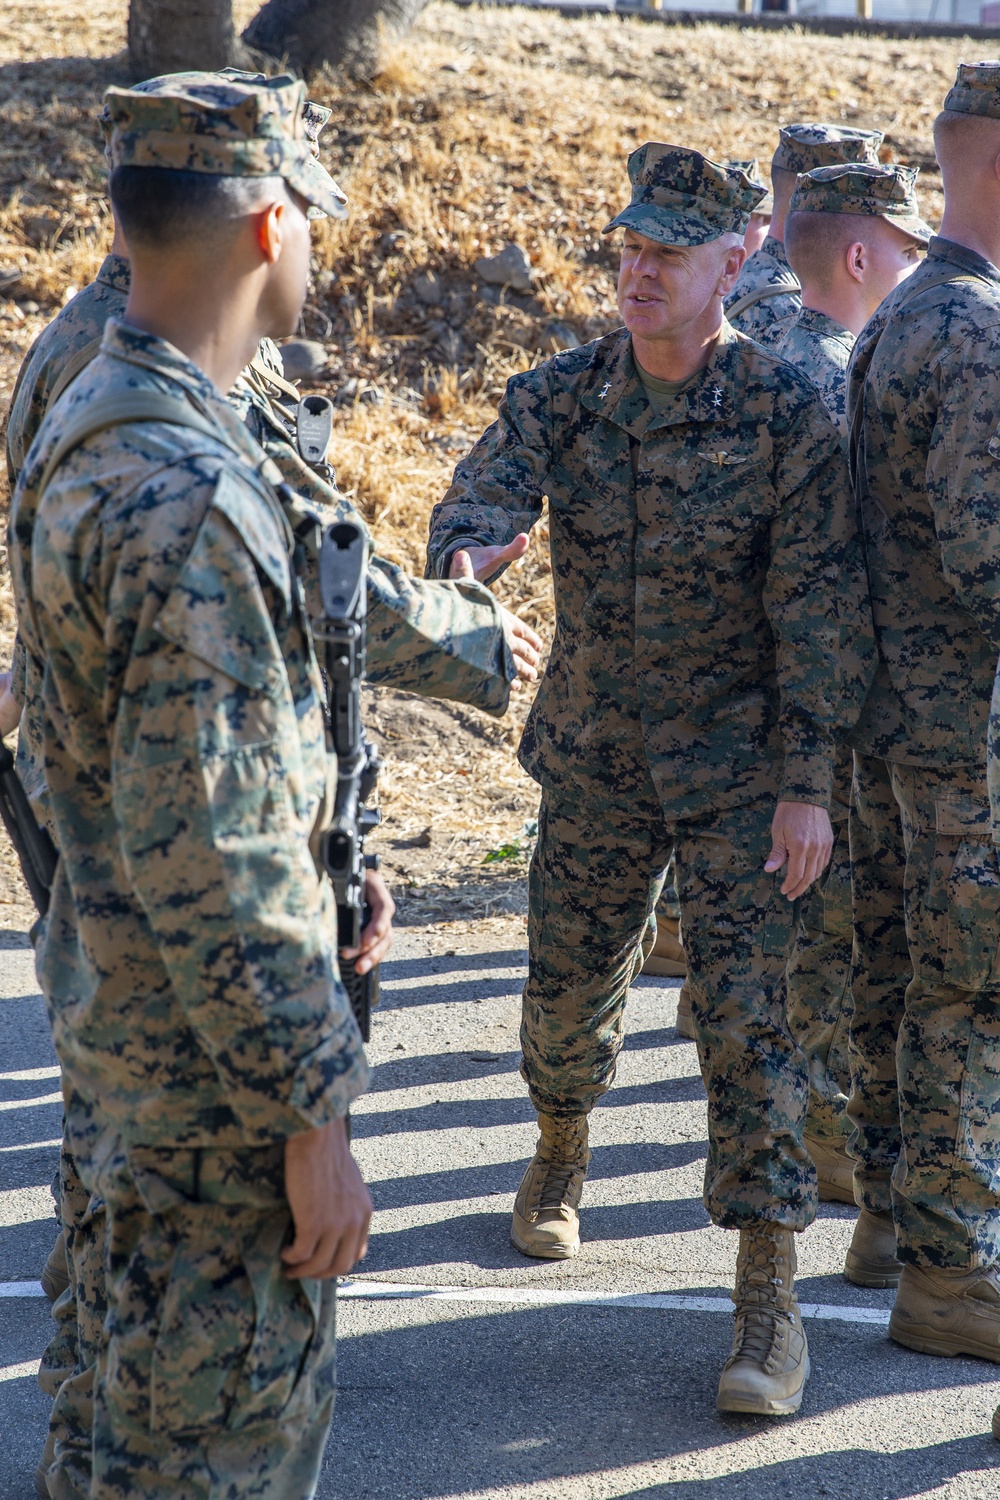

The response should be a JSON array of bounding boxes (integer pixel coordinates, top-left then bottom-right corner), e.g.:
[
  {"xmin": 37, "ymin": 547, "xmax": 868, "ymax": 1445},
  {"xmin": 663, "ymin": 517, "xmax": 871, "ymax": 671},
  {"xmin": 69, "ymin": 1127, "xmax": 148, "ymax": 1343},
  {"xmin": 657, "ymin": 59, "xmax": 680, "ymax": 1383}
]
[
  {"xmin": 845, "ymin": 240, "xmax": 866, "ymax": 285},
  {"xmin": 718, "ymin": 241, "xmax": 746, "ymax": 295},
  {"xmin": 256, "ymin": 199, "xmax": 284, "ymax": 265}
]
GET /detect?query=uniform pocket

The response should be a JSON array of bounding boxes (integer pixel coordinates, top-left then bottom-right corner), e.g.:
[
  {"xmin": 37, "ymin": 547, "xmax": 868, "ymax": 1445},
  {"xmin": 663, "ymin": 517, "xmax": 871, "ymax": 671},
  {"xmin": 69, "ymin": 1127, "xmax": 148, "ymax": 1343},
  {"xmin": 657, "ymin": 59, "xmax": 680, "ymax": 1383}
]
[
  {"xmin": 145, "ymin": 1203, "xmax": 319, "ymax": 1435},
  {"xmin": 917, "ymin": 799, "xmax": 1000, "ymax": 990}
]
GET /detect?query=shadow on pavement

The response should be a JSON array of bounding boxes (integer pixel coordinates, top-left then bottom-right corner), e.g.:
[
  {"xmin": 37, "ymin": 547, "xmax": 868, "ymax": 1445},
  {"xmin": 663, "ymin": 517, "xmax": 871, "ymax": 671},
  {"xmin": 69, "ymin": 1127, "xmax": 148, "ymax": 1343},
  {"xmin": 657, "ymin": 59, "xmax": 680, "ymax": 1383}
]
[{"xmin": 322, "ymin": 1302, "xmax": 1000, "ymax": 1500}]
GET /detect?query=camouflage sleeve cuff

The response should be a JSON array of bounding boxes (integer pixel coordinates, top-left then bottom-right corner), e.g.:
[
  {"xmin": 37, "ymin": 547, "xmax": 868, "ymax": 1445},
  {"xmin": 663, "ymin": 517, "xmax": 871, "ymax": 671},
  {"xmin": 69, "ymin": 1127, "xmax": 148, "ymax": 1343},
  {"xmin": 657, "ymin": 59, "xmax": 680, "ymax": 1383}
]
[
  {"xmin": 427, "ymin": 538, "xmax": 484, "ymax": 581},
  {"xmin": 286, "ymin": 1011, "xmax": 371, "ymax": 1132},
  {"xmin": 778, "ymin": 751, "xmax": 834, "ymax": 810}
]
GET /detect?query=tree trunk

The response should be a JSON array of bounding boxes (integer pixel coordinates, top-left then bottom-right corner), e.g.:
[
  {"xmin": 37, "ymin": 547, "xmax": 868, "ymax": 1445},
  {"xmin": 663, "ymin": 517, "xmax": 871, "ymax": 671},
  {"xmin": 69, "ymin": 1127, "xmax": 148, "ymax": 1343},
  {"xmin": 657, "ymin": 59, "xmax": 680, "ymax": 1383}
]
[
  {"xmin": 128, "ymin": 0, "xmax": 252, "ymax": 78},
  {"xmin": 243, "ymin": 0, "xmax": 430, "ymax": 81}
]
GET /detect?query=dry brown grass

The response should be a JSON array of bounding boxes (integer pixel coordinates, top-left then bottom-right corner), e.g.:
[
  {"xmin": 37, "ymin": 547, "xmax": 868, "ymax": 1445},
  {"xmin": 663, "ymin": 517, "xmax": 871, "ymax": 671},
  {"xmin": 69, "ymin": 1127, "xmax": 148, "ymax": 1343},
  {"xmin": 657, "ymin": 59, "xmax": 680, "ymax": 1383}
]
[{"xmin": 0, "ymin": 0, "xmax": 972, "ymax": 918}]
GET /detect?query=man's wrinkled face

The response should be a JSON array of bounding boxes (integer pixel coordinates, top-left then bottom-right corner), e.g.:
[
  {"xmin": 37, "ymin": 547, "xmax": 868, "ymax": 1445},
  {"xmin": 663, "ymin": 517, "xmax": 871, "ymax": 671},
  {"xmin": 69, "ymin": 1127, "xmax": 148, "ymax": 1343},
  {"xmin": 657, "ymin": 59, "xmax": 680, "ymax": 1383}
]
[{"xmin": 617, "ymin": 229, "xmax": 743, "ymax": 343}]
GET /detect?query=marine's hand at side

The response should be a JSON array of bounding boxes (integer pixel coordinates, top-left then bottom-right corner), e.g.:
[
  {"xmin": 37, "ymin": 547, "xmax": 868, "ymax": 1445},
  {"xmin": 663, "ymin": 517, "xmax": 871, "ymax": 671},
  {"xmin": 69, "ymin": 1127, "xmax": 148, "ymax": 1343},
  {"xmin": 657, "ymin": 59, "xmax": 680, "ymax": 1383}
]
[
  {"xmin": 449, "ymin": 539, "xmax": 542, "ymax": 688},
  {"xmin": 340, "ymin": 867, "xmax": 395, "ymax": 976},
  {"xmin": 765, "ymin": 800, "xmax": 834, "ymax": 900},
  {"xmin": 282, "ymin": 1116, "xmax": 373, "ymax": 1280}
]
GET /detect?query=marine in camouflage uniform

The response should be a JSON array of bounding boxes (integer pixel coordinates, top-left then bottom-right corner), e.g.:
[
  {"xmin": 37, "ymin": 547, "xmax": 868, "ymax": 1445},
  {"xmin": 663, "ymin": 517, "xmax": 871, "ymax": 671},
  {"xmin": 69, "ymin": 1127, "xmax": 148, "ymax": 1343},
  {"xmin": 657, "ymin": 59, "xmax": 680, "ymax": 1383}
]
[
  {"xmin": 6, "ymin": 78, "xmax": 530, "ymax": 1500},
  {"xmin": 10, "ymin": 72, "xmax": 482, "ymax": 1500},
  {"xmin": 777, "ymin": 164, "xmax": 932, "ymax": 1203},
  {"xmin": 847, "ymin": 62, "xmax": 1000, "ymax": 1358},
  {"xmin": 725, "ymin": 124, "xmax": 883, "ymax": 350},
  {"xmin": 428, "ymin": 144, "xmax": 868, "ymax": 1415},
  {"xmin": 5, "ymin": 79, "xmax": 530, "ymax": 1500}
]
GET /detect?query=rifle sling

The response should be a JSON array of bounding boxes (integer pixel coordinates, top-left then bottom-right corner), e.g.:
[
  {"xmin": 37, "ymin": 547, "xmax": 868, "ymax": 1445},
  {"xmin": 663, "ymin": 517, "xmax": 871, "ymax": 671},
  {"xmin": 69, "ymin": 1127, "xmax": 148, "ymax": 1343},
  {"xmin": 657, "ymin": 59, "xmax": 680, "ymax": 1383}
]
[
  {"xmin": 726, "ymin": 278, "xmax": 800, "ymax": 322},
  {"xmin": 36, "ymin": 392, "xmax": 232, "ymax": 498}
]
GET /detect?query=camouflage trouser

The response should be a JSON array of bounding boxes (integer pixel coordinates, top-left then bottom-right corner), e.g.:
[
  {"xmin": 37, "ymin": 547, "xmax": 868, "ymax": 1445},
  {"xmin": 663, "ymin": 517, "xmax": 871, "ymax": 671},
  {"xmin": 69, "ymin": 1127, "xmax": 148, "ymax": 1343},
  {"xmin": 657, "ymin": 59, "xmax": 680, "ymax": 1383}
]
[
  {"xmin": 41, "ymin": 1142, "xmax": 107, "ymax": 1500},
  {"xmin": 54, "ymin": 1132, "xmax": 337, "ymax": 1500},
  {"xmin": 522, "ymin": 790, "xmax": 816, "ymax": 1230},
  {"xmin": 850, "ymin": 753, "xmax": 1000, "ymax": 1268},
  {"xmin": 785, "ymin": 749, "xmax": 855, "ymax": 1145}
]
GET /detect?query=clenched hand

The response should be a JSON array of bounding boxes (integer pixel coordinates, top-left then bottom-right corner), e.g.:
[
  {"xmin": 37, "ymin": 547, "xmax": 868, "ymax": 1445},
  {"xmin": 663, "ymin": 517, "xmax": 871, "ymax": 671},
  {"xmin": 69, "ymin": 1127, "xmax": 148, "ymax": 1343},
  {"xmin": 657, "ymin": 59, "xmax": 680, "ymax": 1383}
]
[
  {"xmin": 283, "ymin": 1116, "xmax": 372, "ymax": 1280},
  {"xmin": 765, "ymin": 800, "xmax": 834, "ymax": 901}
]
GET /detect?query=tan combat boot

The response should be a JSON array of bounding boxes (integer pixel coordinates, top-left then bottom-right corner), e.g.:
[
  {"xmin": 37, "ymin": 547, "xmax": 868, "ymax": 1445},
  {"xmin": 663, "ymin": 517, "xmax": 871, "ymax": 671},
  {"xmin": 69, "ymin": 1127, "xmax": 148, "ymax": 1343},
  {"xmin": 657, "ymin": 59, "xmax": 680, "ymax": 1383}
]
[
  {"xmin": 803, "ymin": 1132, "xmax": 856, "ymax": 1206},
  {"xmin": 41, "ymin": 1229, "xmax": 70, "ymax": 1303},
  {"xmin": 643, "ymin": 914, "xmax": 687, "ymax": 978},
  {"xmin": 674, "ymin": 981, "xmax": 696, "ymax": 1041},
  {"xmin": 716, "ymin": 1225, "xmax": 810, "ymax": 1416},
  {"xmin": 511, "ymin": 1113, "xmax": 590, "ymax": 1260},
  {"xmin": 889, "ymin": 1262, "xmax": 1000, "ymax": 1361},
  {"xmin": 844, "ymin": 1208, "xmax": 902, "ymax": 1289},
  {"xmin": 34, "ymin": 1428, "xmax": 56, "ymax": 1500}
]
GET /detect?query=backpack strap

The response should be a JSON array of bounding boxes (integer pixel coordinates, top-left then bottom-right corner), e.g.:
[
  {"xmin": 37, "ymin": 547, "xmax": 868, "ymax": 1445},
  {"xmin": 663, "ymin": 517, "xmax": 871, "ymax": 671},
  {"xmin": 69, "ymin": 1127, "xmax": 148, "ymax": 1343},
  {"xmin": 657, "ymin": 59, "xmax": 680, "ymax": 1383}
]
[
  {"xmin": 36, "ymin": 391, "xmax": 225, "ymax": 497},
  {"xmin": 726, "ymin": 278, "xmax": 801, "ymax": 323},
  {"xmin": 46, "ymin": 337, "xmax": 104, "ymax": 409}
]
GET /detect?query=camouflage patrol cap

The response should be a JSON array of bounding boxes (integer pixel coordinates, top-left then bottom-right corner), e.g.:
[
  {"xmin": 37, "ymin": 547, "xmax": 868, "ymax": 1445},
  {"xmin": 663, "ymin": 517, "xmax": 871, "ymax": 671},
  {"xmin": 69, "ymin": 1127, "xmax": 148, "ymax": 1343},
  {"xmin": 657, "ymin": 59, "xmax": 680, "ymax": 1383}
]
[
  {"xmin": 603, "ymin": 144, "xmax": 767, "ymax": 247},
  {"xmin": 788, "ymin": 163, "xmax": 933, "ymax": 243},
  {"xmin": 943, "ymin": 62, "xmax": 1000, "ymax": 118},
  {"xmin": 104, "ymin": 72, "xmax": 348, "ymax": 220},
  {"xmin": 727, "ymin": 158, "xmax": 773, "ymax": 215},
  {"xmin": 772, "ymin": 123, "xmax": 884, "ymax": 174}
]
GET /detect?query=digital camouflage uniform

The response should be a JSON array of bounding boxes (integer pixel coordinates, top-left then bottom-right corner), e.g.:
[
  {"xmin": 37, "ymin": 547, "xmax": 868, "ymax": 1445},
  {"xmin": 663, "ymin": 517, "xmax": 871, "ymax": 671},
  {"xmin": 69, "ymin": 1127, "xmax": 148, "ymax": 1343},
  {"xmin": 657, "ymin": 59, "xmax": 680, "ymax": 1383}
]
[
  {"xmin": 848, "ymin": 86, "xmax": 1000, "ymax": 1267},
  {"xmin": 726, "ymin": 124, "xmax": 884, "ymax": 350},
  {"xmin": 9, "ymin": 73, "xmax": 397, "ymax": 1500},
  {"xmin": 777, "ymin": 164, "xmax": 933, "ymax": 1153},
  {"xmin": 6, "ymin": 86, "xmax": 522, "ymax": 1500},
  {"xmin": 428, "ymin": 147, "xmax": 867, "ymax": 1234}
]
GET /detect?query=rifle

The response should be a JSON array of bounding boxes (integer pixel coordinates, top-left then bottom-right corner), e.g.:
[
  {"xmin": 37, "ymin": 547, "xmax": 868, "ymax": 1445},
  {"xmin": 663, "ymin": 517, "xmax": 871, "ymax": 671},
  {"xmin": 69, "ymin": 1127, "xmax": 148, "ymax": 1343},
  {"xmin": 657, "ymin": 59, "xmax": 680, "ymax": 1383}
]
[
  {"xmin": 0, "ymin": 741, "xmax": 58, "ymax": 915},
  {"xmin": 315, "ymin": 519, "xmax": 382, "ymax": 1042}
]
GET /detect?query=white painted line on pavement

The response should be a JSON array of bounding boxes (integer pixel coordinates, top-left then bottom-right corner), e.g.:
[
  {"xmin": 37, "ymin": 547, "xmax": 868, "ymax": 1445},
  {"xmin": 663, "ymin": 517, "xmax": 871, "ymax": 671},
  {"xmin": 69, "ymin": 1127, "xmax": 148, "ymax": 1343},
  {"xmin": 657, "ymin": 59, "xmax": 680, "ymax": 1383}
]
[
  {"xmin": 0, "ymin": 1091, "xmax": 62, "ymax": 1112},
  {"xmin": 0, "ymin": 1359, "xmax": 41, "ymax": 1381},
  {"xmin": 0, "ymin": 1276, "xmax": 891, "ymax": 1326},
  {"xmin": 0, "ymin": 1138, "xmax": 61, "ymax": 1153},
  {"xmin": 0, "ymin": 1067, "xmax": 60, "ymax": 1083},
  {"xmin": 339, "ymin": 1279, "xmax": 892, "ymax": 1325}
]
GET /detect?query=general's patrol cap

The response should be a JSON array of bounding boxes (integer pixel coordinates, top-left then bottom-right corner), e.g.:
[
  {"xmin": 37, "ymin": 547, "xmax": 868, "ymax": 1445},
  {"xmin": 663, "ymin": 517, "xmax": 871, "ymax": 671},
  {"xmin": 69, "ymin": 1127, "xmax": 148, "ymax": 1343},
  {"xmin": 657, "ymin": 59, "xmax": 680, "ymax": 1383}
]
[
  {"xmin": 772, "ymin": 123, "xmax": 884, "ymax": 174},
  {"xmin": 788, "ymin": 163, "xmax": 933, "ymax": 243},
  {"xmin": 603, "ymin": 143, "xmax": 767, "ymax": 246},
  {"xmin": 103, "ymin": 72, "xmax": 348, "ymax": 220},
  {"xmin": 728, "ymin": 158, "xmax": 773, "ymax": 215},
  {"xmin": 943, "ymin": 62, "xmax": 1000, "ymax": 118}
]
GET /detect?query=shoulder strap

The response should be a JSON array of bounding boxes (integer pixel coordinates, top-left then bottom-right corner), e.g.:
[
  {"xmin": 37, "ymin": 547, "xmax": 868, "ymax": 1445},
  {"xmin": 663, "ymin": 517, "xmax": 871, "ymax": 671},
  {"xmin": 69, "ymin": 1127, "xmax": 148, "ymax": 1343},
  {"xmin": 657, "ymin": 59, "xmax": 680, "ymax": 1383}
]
[
  {"xmin": 726, "ymin": 279, "xmax": 800, "ymax": 323},
  {"xmin": 247, "ymin": 351, "xmax": 302, "ymax": 403},
  {"xmin": 37, "ymin": 391, "xmax": 225, "ymax": 497},
  {"xmin": 46, "ymin": 337, "xmax": 104, "ymax": 409}
]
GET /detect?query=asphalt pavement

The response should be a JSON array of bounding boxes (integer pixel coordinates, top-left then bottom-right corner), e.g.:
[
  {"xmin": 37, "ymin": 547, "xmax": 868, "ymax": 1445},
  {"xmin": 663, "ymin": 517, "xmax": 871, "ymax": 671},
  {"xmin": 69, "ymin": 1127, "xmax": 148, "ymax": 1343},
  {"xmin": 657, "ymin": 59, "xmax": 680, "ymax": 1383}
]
[{"xmin": 2, "ymin": 917, "xmax": 999, "ymax": 1500}]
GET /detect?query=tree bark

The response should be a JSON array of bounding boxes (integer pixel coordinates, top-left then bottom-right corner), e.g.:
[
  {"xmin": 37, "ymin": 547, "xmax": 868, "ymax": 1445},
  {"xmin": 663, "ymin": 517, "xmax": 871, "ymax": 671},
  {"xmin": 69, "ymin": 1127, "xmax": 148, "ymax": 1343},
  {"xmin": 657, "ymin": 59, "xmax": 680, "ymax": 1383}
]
[
  {"xmin": 128, "ymin": 0, "xmax": 252, "ymax": 78},
  {"xmin": 243, "ymin": 0, "xmax": 431, "ymax": 81}
]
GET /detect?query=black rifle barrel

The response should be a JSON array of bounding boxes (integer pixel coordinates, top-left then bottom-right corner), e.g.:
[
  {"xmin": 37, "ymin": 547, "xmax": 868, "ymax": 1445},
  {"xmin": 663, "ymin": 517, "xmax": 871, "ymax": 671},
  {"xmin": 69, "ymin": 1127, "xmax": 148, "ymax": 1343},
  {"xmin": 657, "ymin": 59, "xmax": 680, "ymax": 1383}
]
[{"xmin": 0, "ymin": 742, "xmax": 57, "ymax": 915}]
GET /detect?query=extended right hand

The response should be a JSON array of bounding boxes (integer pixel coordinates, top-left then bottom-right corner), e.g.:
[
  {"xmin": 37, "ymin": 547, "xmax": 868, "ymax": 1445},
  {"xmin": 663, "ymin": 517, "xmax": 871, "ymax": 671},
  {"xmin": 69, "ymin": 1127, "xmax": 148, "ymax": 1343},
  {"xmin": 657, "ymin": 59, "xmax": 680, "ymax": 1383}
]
[
  {"xmin": 282, "ymin": 1116, "xmax": 373, "ymax": 1280},
  {"xmin": 449, "ymin": 537, "xmax": 541, "ymax": 688}
]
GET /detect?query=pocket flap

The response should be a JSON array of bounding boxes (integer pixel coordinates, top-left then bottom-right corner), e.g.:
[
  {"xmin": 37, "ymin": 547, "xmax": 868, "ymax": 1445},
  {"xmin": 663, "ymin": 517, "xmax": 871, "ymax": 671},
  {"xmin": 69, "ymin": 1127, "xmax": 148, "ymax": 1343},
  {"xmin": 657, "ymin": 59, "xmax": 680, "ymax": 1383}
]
[{"xmin": 935, "ymin": 798, "xmax": 991, "ymax": 837}]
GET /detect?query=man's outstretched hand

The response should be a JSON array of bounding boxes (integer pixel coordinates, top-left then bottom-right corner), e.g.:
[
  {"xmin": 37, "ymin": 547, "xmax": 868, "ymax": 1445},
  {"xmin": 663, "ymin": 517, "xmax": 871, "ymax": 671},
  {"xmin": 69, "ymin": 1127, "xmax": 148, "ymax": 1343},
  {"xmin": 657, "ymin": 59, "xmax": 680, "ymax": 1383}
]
[
  {"xmin": 449, "ymin": 533, "xmax": 530, "ymax": 584},
  {"xmin": 765, "ymin": 800, "xmax": 833, "ymax": 901},
  {"xmin": 283, "ymin": 1116, "xmax": 373, "ymax": 1280},
  {"xmin": 449, "ymin": 537, "xmax": 541, "ymax": 690}
]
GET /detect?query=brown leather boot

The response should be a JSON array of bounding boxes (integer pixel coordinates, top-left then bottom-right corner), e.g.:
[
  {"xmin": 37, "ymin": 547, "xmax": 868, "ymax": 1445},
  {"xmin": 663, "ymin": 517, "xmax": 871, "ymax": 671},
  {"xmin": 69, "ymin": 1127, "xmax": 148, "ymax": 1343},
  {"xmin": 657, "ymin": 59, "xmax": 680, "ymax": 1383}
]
[
  {"xmin": 40, "ymin": 1229, "xmax": 69, "ymax": 1303},
  {"xmin": 34, "ymin": 1428, "xmax": 55, "ymax": 1499},
  {"xmin": 510, "ymin": 1113, "xmax": 590, "ymax": 1260},
  {"xmin": 716, "ymin": 1225, "xmax": 810, "ymax": 1416},
  {"xmin": 674, "ymin": 981, "xmax": 696, "ymax": 1041},
  {"xmin": 643, "ymin": 914, "xmax": 686, "ymax": 978},
  {"xmin": 845, "ymin": 1208, "xmax": 902, "ymax": 1288},
  {"xmin": 889, "ymin": 1262, "xmax": 1000, "ymax": 1361},
  {"xmin": 804, "ymin": 1132, "xmax": 856, "ymax": 1206}
]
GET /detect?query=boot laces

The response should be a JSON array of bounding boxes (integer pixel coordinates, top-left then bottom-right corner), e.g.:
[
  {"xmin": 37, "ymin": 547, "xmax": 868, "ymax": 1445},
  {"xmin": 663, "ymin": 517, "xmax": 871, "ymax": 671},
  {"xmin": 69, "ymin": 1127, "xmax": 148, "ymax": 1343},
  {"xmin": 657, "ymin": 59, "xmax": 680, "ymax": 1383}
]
[
  {"xmin": 535, "ymin": 1161, "xmax": 582, "ymax": 1214},
  {"xmin": 731, "ymin": 1306, "xmax": 786, "ymax": 1364}
]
